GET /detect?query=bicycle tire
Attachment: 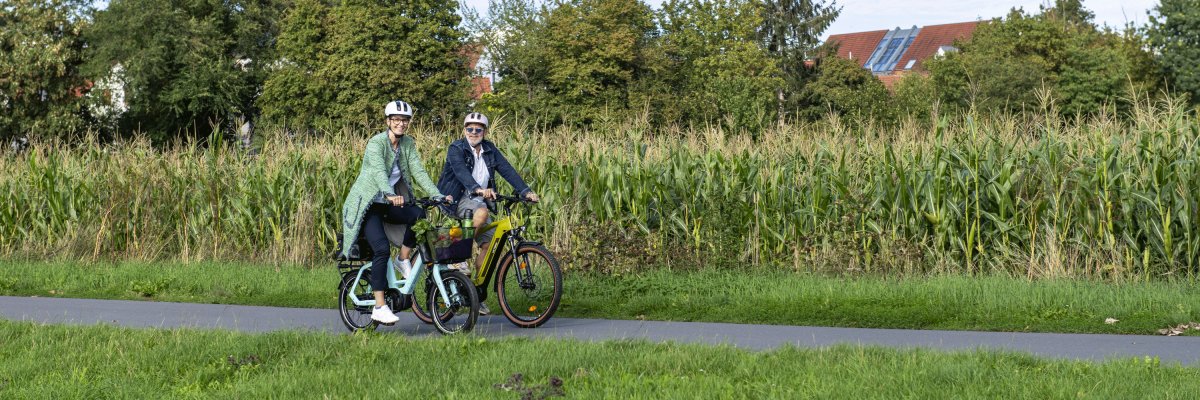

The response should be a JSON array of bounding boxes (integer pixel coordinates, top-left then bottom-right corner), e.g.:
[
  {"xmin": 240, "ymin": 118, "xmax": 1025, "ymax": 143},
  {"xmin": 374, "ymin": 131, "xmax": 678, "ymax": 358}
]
[
  {"xmin": 429, "ymin": 270, "xmax": 479, "ymax": 334},
  {"xmin": 337, "ymin": 270, "xmax": 378, "ymax": 332},
  {"xmin": 495, "ymin": 244, "xmax": 563, "ymax": 328}
]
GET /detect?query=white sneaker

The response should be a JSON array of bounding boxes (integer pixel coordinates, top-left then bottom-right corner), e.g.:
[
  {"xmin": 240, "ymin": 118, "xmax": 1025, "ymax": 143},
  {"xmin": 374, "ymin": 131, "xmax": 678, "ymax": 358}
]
[
  {"xmin": 397, "ymin": 259, "xmax": 413, "ymax": 280},
  {"xmin": 452, "ymin": 262, "xmax": 472, "ymax": 276},
  {"xmin": 371, "ymin": 304, "xmax": 400, "ymax": 325},
  {"xmin": 478, "ymin": 303, "xmax": 490, "ymax": 315}
]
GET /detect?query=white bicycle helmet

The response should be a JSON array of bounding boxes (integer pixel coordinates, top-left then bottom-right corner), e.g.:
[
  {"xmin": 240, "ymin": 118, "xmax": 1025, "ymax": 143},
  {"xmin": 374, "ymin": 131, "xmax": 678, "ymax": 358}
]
[
  {"xmin": 463, "ymin": 112, "xmax": 489, "ymax": 128},
  {"xmin": 384, "ymin": 100, "xmax": 413, "ymax": 117}
]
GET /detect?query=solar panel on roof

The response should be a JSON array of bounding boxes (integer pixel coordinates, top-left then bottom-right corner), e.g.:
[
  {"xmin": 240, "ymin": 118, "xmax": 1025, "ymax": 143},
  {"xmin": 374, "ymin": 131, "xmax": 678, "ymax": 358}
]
[{"xmin": 864, "ymin": 27, "xmax": 921, "ymax": 74}]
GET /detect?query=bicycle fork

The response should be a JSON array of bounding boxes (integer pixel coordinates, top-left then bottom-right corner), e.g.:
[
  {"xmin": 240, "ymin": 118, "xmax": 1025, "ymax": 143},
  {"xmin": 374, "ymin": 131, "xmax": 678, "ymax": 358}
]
[
  {"xmin": 429, "ymin": 265, "xmax": 458, "ymax": 306},
  {"xmin": 507, "ymin": 232, "xmax": 537, "ymax": 289}
]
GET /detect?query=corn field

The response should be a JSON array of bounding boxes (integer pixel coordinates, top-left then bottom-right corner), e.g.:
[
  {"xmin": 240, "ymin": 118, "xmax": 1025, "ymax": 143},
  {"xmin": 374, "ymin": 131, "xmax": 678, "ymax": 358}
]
[{"xmin": 3, "ymin": 100, "xmax": 1200, "ymax": 280}]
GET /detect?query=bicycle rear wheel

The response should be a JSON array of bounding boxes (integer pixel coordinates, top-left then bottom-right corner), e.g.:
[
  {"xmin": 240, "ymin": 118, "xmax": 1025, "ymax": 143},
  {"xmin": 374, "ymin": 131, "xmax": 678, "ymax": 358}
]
[
  {"xmin": 496, "ymin": 244, "xmax": 563, "ymax": 328},
  {"xmin": 337, "ymin": 270, "xmax": 378, "ymax": 332},
  {"xmin": 428, "ymin": 270, "xmax": 479, "ymax": 334}
]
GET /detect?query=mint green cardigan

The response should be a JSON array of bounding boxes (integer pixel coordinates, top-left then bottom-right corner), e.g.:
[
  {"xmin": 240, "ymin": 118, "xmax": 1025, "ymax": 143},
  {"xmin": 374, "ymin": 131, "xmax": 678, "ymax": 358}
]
[{"xmin": 340, "ymin": 132, "xmax": 441, "ymax": 257}]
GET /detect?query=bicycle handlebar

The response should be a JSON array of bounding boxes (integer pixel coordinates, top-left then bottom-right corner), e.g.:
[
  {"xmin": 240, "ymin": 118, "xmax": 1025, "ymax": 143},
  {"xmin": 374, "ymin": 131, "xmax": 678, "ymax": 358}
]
[
  {"xmin": 492, "ymin": 193, "xmax": 538, "ymax": 205},
  {"xmin": 410, "ymin": 196, "xmax": 454, "ymax": 208}
]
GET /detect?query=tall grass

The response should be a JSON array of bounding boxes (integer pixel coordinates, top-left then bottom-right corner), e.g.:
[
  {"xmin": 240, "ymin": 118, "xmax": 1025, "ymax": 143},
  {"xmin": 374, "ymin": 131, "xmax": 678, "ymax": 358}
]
[{"xmin": 3, "ymin": 99, "xmax": 1199, "ymax": 280}]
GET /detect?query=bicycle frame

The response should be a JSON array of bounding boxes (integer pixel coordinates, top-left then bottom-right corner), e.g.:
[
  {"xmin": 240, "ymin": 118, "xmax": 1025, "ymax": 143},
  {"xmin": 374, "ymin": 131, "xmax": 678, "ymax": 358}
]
[
  {"xmin": 470, "ymin": 215, "xmax": 516, "ymax": 287},
  {"xmin": 464, "ymin": 200, "xmax": 540, "ymax": 296},
  {"xmin": 345, "ymin": 245, "xmax": 456, "ymax": 307}
]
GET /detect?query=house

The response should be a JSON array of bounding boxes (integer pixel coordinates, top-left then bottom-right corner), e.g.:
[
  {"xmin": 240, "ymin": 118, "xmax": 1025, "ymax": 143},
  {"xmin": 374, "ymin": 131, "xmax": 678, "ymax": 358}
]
[
  {"xmin": 462, "ymin": 43, "xmax": 493, "ymax": 101},
  {"xmin": 825, "ymin": 21, "xmax": 980, "ymax": 89}
]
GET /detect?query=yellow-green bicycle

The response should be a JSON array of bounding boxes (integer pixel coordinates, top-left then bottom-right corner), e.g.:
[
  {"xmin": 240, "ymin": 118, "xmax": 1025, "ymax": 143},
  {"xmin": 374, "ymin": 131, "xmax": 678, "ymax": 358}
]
[{"xmin": 410, "ymin": 194, "xmax": 563, "ymax": 328}]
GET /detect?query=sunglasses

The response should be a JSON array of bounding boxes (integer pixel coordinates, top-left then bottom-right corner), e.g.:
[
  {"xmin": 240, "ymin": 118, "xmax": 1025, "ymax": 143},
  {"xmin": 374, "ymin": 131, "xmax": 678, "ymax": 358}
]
[{"xmin": 465, "ymin": 127, "xmax": 485, "ymax": 134}]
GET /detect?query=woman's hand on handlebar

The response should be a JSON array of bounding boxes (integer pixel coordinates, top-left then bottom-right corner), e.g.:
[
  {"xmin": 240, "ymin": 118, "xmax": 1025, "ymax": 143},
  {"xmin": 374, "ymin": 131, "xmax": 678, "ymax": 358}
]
[
  {"xmin": 525, "ymin": 192, "xmax": 540, "ymax": 203},
  {"xmin": 385, "ymin": 195, "xmax": 405, "ymax": 206}
]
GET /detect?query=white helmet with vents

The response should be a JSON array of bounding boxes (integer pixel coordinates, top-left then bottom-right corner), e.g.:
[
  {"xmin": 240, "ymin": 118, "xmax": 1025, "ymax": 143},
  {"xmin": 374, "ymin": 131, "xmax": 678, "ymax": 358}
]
[
  {"xmin": 384, "ymin": 100, "xmax": 413, "ymax": 117},
  {"xmin": 463, "ymin": 112, "xmax": 488, "ymax": 128}
]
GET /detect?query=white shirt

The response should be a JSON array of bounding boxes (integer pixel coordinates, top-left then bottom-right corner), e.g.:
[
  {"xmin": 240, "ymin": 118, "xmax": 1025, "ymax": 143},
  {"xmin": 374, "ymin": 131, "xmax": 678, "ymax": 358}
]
[
  {"xmin": 388, "ymin": 163, "xmax": 402, "ymax": 189},
  {"xmin": 472, "ymin": 146, "xmax": 489, "ymax": 192}
]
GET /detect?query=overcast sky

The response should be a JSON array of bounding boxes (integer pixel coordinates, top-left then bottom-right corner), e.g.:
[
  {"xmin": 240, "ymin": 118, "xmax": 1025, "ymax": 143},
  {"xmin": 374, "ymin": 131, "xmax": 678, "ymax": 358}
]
[{"xmin": 460, "ymin": 0, "xmax": 1159, "ymax": 39}]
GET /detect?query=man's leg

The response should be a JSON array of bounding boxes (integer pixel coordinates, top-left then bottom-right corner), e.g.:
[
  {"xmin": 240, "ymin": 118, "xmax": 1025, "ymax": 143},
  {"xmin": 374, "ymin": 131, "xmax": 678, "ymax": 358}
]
[{"xmin": 472, "ymin": 207, "xmax": 489, "ymax": 271}]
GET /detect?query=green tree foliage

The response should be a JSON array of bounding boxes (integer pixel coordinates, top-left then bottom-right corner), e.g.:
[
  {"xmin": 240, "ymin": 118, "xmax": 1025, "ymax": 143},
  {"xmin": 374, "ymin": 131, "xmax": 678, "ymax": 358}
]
[
  {"xmin": 475, "ymin": 0, "xmax": 782, "ymax": 131},
  {"xmin": 648, "ymin": 0, "xmax": 781, "ymax": 133},
  {"xmin": 84, "ymin": 0, "xmax": 283, "ymax": 140},
  {"xmin": 925, "ymin": 3, "xmax": 1158, "ymax": 115},
  {"xmin": 798, "ymin": 56, "xmax": 893, "ymax": 124},
  {"xmin": 261, "ymin": 0, "xmax": 468, "ymax": 129},
  {"xmin": 1147, "ymin": 0, "xmax": 1200, "ymax": 104},
  {"xmin": 757, "ymin": 0, "xmax": 840, "ymax": 122},
  {"xmin": 259, "ymin": 0, "xmax": 327, "ymax": 130},
  {"xmin": 0, "ymin": 0, "xmax": 89, "ymax": 140},
  {"xmin": 891, "ymin": 73, "xmax": 938, "ymax": 121},
  {"xmin": 477, "ymin": 0, "xmax": 655, "ymax": 125},
  {"xmin": 541, "ymin": 0, "xmax": 655, "ymax": 124}
]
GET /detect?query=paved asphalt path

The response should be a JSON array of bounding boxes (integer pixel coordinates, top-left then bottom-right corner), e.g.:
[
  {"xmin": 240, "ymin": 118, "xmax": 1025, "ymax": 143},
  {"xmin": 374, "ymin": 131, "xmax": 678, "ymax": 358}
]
[{"xmin": 4, "ymin": 296, "xmax": 1200, "ymax": 366}]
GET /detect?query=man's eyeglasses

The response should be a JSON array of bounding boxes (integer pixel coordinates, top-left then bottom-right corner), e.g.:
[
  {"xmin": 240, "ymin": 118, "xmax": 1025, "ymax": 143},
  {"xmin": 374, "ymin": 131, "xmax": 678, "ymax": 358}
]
[
  {"xmin": 387, "ymin": 116, "xmax": 410, "ymax": 123},
  {"xmin": 465, "ymin": 127, "xmax": 485, "ymax": 134}
]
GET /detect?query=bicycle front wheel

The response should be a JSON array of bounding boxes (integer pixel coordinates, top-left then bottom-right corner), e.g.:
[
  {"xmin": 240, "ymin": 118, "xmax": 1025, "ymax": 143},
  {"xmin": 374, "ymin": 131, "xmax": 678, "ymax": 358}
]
[
  {"xmin": 496, "ymin": 244, "xmax": 563, "ymax": 328},
  {"xmin": 428, "ymin": 270, "xmax": 479, "ymax": 334}
]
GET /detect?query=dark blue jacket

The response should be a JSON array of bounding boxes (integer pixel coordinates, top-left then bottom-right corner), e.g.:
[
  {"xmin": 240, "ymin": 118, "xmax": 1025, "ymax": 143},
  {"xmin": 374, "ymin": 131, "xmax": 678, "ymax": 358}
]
[{"xmin": 437, "ymin": 138, "xmax": 532, "ymax": 201}]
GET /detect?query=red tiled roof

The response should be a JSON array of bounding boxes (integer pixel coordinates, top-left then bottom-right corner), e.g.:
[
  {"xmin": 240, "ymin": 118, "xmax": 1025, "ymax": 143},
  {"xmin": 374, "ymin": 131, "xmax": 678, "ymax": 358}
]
[
  {"xmin": 470, "ymin": 76, "xmax": 492, "ymax": 100},
  {"xmin": 877, "ymin": 74, "xmax": 904, "ymax": 90},
  {"xmin": 461, "ymin": 43, "xmax": 483, "ymax": 70},
  {"xmin": 825, "ymin": 30, "xmax": 888, "ymax": 67},
  {"xmin": 891, "ymin": 21, "xmax": 979, "ymax": 73}
]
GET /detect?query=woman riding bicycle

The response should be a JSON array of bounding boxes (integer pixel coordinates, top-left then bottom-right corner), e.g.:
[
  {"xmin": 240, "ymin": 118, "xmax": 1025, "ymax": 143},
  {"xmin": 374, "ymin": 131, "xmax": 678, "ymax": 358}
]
[{"xmin": 340, "ymin": 100, "xmax": 450, "ymax": 325}]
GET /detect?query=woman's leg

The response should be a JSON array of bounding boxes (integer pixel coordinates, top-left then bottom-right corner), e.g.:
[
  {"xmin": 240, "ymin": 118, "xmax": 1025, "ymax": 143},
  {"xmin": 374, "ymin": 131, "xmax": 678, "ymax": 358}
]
[
  {"xmin": 383, "ymin": 205, "xmax": 425, "ymax": 259},
  {"xmin": 362, "ymin": 205, "xmax": 391, "ymax": 306}
]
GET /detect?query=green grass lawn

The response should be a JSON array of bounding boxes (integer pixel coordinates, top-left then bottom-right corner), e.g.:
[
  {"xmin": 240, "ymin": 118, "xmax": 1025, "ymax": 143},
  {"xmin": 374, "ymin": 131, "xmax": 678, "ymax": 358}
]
[
  {"xmin": 3, "ymin": 260, "xmax": 1200, "ymax": 335},
  {"xmin": 1, "ymin": 320, "xmax": 1197, "ymax": 399}
]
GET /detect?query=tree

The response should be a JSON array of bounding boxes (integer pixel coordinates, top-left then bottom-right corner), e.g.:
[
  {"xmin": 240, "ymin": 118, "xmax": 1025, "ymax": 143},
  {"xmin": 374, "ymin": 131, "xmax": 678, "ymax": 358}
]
[
  {"xmin": 261, "ymin": 0, "xmax": 469, "ymax": 129},
  {"xmin": 84, "ymin": 0, "xmax": 283, "ymax": 141},
  {"xmin": 464, "ymin": 0, "xmax": 549, "ymax": 121},
  {"xmin": 258, "ymin": 0, "xmax": 328, "ymax": 130},
  {"xmin": 650, "ymin": 0, "xmax": 781, "ymax": 133},
  {"xmin": 925, "ymin": 5, "xmax": 1158, "ymax": 116},
  {"xmin": 0, "ymin": 0, "xmax": 90, "ymax": 141},
  {"xmin": 1147, "ymin": 0, "xmax": 1200, "ymax": 104},
  {"xmin": 797, "ymin": 56, "xmax": 893, "ymax": 124},
  {"xmin": 477, "ymin": 0, "xmax": 655, "ymax": 125},
  {"xmin": 757, "ymin": 0, "xmax": 840, "ymax": 123},
  {"xmin": 891, "ymin": 73, "xmax": 938, "ymax": 121}
]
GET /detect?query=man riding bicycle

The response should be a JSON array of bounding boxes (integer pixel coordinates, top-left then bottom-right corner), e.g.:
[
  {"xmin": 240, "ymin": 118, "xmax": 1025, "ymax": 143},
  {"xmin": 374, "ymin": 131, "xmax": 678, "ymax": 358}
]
[{"xmin": 437, "ymin": 112, "xmax": 539, "ymax": 315}]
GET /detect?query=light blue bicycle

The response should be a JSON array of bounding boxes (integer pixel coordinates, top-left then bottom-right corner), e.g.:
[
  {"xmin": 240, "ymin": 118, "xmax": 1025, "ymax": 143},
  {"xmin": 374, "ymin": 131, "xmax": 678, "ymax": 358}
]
[{"xmin": 336, "ymin": 197, "xmax": 480, "ymax": 334}]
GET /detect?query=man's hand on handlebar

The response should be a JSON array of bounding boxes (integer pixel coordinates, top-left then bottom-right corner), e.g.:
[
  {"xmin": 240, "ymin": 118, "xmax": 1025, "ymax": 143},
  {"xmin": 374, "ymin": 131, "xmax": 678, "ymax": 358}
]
[
  {"xmin": 525, "ymin": 192, "xmax": 539, "ymax": 203},
  {"xmin": 475, "ymin": 188, "xmax": 498, "ymax": 201}
]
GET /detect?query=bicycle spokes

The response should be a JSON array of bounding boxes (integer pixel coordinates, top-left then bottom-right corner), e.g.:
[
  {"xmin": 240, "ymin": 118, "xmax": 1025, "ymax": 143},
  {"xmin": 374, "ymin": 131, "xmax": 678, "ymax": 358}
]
[{"xmin": 517, "ymin": 254, "xmax": 537, "ymax": 290}]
